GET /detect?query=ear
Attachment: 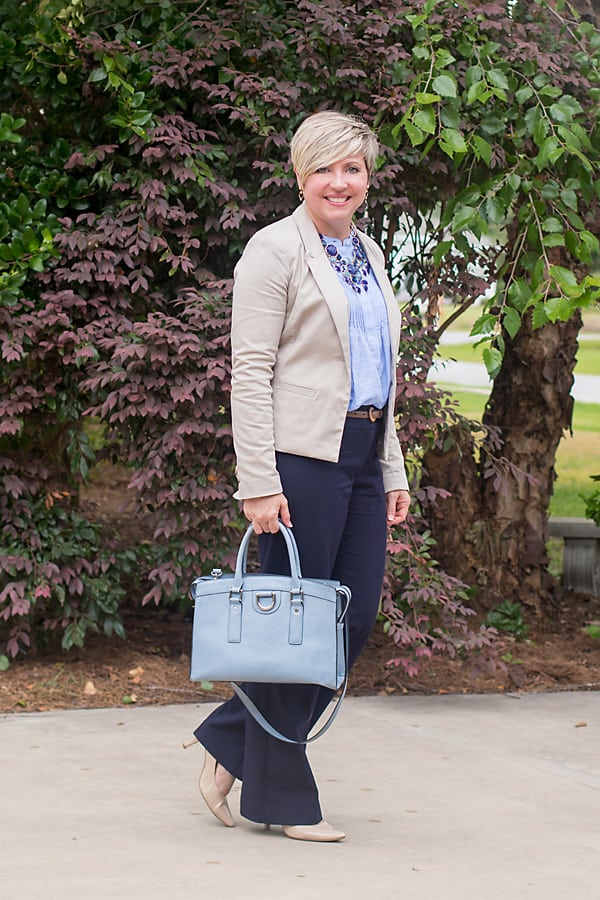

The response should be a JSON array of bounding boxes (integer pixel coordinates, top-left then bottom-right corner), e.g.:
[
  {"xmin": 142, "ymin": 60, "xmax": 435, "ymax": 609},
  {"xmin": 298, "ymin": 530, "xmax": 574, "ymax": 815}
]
[{"xmin": 294, "ymin": 169, "xmax": 303, "ymax": 192}]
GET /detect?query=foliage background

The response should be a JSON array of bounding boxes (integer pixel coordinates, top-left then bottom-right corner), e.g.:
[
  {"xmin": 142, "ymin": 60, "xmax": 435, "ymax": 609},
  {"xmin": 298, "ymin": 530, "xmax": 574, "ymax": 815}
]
[{"xmin": 0, "ymin": 0, "xmax": 598, "ymax": 669}]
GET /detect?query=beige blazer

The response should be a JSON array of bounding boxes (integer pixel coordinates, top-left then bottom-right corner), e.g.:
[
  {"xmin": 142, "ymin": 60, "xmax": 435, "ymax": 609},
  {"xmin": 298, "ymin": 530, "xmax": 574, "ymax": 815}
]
[{"xmin": 231, "ymin": 203, "xmax": 409, "ymax": 500}]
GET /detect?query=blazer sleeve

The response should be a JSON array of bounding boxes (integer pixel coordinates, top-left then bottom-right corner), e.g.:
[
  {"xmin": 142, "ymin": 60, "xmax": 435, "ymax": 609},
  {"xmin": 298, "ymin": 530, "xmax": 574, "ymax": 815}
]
[
  {"xmin": 380, "ymin": 427, "xmax": 410, "ymax": 493},
  {"xmin": 230, "ymin": 229, "xmax": 290, "ymax": 500}
]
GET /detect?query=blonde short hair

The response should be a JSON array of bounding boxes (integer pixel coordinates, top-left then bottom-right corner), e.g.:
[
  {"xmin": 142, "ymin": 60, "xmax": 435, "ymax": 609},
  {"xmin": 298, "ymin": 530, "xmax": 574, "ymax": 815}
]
[{"xmin": 290, "ymin": 111, "xmax": 379, "ymax": 186}]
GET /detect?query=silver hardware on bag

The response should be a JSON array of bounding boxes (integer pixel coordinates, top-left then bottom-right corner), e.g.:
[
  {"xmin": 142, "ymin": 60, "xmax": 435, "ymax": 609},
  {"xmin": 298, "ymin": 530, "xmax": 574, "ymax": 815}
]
[
  {"xmin": 210, "ymin": 568, "xmax": 223, "ymax": 579},
  {"xmin": 255, "ymin": 591, "xmax": 277, "ymax": 612}
]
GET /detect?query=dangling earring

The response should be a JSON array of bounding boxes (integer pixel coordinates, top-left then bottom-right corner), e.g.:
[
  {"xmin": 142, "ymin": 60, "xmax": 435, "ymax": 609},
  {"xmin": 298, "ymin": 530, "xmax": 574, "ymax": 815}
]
[
  {"xmin": 363, "ymin": 188, "xmax": 369, "ymax": 205},
  {"xmin": 298, "ymin": 188, "xmax": 304, "ymax": 202}
]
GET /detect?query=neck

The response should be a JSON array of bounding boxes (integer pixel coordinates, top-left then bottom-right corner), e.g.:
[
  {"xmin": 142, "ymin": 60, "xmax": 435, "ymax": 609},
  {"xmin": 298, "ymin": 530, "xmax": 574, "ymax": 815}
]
[
  {"xmin": 305, "ymin": 211, "xmax": 354, "ymax": 241},
  {"xmin": 320, "ymin": 222, "xmax": 354, "ymax": 241}
]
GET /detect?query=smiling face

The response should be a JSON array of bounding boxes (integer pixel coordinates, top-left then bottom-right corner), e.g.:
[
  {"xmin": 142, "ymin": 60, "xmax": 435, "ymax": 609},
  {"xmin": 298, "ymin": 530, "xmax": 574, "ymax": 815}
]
[{"xmin": 297, "ymin": 156, "xmax": 369, "ymax": 240}]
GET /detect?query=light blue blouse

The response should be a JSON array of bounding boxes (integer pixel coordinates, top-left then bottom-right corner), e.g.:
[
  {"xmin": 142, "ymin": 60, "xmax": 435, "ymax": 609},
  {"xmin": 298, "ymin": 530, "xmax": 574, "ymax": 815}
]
[{"xmin": 321, "ymin": 233, "xmax": 392, "ymax": 410}]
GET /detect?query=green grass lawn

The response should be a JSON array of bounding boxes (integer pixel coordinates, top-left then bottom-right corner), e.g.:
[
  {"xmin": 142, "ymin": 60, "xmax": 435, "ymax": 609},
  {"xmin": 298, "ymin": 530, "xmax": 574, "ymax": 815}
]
[
  {"xmin": 444, "ymin": 390, "xmax": 599, "ymax": 517},
  {"xmin": 551, "ymin": 431, "xmax": 598, "ymax": 517}
]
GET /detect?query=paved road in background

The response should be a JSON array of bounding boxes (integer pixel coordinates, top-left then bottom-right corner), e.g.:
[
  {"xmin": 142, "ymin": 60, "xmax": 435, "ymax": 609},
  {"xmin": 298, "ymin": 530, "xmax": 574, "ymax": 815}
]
[{"xmin": 435, "ymin": 332, "xmax": 599, "ymax": 404}]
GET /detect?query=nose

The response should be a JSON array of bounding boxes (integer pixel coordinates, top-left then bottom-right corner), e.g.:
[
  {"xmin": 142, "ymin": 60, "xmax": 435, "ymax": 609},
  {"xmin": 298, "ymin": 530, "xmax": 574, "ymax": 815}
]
[{"xmin": 329, "ymin": 167, "xmax": 347, "ymax": 189}]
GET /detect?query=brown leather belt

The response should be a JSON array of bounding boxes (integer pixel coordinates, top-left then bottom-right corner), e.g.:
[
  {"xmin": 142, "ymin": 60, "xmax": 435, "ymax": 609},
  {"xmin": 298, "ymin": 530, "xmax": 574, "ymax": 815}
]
[{"xmin": 346, "ymin": 406, "xmax": 384, "ymax": 422}]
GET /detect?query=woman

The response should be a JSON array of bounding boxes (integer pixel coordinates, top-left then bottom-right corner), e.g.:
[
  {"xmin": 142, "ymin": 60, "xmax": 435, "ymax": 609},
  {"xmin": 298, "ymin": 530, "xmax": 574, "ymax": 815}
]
[{"xmin": 193, "ymin": 110, "xmax": 410, "ymax": 842}]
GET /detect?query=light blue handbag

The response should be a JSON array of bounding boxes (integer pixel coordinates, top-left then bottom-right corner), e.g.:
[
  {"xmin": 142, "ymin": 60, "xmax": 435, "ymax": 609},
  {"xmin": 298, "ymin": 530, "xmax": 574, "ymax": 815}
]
[{"xmin": 189, "ymin": 523, "xmax": 351, "ymax": 743}]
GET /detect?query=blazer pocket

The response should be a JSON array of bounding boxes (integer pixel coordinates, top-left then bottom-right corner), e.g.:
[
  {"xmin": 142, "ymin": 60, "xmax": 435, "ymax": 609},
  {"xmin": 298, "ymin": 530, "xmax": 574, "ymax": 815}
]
[{"xmin": 275, "ymin": 381, "xmax": 318, "ymax": 398}]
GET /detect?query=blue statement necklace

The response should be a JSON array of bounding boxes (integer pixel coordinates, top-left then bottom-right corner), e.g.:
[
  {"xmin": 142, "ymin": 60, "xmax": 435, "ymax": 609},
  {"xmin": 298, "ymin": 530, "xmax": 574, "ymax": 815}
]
[{"xmin": 320, "ymin": 227, "xmax": 370, "ymax": 294}]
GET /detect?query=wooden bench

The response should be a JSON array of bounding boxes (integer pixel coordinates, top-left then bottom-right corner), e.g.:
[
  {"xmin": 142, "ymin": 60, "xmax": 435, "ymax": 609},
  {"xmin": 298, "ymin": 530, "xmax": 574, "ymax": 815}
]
[{"xmin": 548, "ymin": 517, "xmax": 600, "ymax": 597}]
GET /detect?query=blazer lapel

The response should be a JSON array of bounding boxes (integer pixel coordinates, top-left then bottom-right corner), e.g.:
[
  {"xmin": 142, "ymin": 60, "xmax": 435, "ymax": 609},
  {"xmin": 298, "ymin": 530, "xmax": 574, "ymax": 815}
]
[{"xmin": 292, "ymin": 205, "xmax": 351, "ymax": 369}]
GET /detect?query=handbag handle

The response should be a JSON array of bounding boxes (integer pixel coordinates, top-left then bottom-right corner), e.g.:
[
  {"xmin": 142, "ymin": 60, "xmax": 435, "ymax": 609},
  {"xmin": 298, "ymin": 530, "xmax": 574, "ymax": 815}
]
[
  {"xmin": 230, "ymin": 613, "xmax": 349, "ymax": 745},
  {"xmin": 231, "ymin": 522, "xmax": 302, "ymax": 594}
]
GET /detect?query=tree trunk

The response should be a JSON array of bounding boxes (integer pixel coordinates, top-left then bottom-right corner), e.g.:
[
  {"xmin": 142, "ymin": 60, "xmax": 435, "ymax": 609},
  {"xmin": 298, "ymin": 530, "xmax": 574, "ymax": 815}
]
[{"xmin": 423, "ymin": 311, "xmax": 581, "ymax": 614}]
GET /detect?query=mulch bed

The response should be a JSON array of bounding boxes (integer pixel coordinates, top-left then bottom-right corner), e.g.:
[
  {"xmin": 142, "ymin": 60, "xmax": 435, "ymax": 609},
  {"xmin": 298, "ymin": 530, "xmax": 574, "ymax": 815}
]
[{"xmin": 1, "ymin": 590, "xmax": 599, "ymax": 714}]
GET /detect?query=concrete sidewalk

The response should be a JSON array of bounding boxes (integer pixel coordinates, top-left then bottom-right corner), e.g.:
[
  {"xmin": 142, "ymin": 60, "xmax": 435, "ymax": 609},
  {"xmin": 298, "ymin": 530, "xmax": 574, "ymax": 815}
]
[{"xmin": 1, "ymin": 692, "xmax": 599, "ymax": 900}]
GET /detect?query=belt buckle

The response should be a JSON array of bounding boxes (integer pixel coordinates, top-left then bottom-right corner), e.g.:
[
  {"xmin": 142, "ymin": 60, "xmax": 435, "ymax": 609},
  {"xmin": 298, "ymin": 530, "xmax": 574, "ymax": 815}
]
[{"xmin": 368, "ymin": 406, "xmax": 378, "ymax": 423}]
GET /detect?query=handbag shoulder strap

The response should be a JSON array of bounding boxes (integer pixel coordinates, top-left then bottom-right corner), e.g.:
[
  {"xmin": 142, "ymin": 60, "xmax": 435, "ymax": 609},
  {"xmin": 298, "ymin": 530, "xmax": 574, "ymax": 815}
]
[
  {"xmin": 231, "ymin": 674, "xmax": 348, "ymax": 746},
  {"xmin": 230, "ymin": 619, "xmax": 349, "ymax": 745}
]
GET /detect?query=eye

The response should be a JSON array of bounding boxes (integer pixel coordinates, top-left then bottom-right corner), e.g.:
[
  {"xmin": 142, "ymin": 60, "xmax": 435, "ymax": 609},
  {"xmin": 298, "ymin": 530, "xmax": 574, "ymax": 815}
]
[
  {"xmin": 347, "ymin": 166, "xmax": 360, "ymax": 174},
  {"xmin": 315, "ymin": 166, "xmax": 330, "ymax": 174}
]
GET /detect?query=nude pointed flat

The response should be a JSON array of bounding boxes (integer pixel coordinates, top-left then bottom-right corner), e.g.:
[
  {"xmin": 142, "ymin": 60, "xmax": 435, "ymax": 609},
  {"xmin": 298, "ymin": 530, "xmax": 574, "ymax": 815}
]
[
  {"xmin": 264, "ymin": 820, "xmax": 346, "ymax": 842},
  {"xmin": 198, "ymin": 751, "xmax": 235, "ymax": 828}
]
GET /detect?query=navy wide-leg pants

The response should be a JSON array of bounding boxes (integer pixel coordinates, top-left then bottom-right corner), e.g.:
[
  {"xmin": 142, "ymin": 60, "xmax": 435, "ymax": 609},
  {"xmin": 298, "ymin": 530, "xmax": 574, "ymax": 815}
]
[{"xmin": 194, "ymin": 417, "xmax": 387, "ymax": 825}]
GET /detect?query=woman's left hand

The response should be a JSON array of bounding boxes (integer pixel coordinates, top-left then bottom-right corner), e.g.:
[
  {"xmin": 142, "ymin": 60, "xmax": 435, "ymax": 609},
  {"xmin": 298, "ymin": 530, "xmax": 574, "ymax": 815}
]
[{"xmin": 386, "ymin": 489, "xmax": 410, "ymax": 526}]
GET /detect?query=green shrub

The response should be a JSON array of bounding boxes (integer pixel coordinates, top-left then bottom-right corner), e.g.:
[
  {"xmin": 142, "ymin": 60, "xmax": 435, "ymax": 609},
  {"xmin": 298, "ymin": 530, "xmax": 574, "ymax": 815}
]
[
  {"xmin": 582, "ymin": 475, "xmax": 600, "ymax": 526},
  {"xmin": 485, "ymin": 600, "xmax": 529, "ymax": 640},
  {"xmin": 0, "ymin": 482, "xmax": 136, "ymax": 658}
]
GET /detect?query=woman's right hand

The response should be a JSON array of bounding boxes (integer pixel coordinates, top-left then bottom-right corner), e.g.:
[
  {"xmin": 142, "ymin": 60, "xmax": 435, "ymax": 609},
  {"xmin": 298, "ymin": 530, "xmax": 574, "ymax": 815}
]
[{"xmin": 242, "ymin": 493, "xmax": 292, "ymax": 534}]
